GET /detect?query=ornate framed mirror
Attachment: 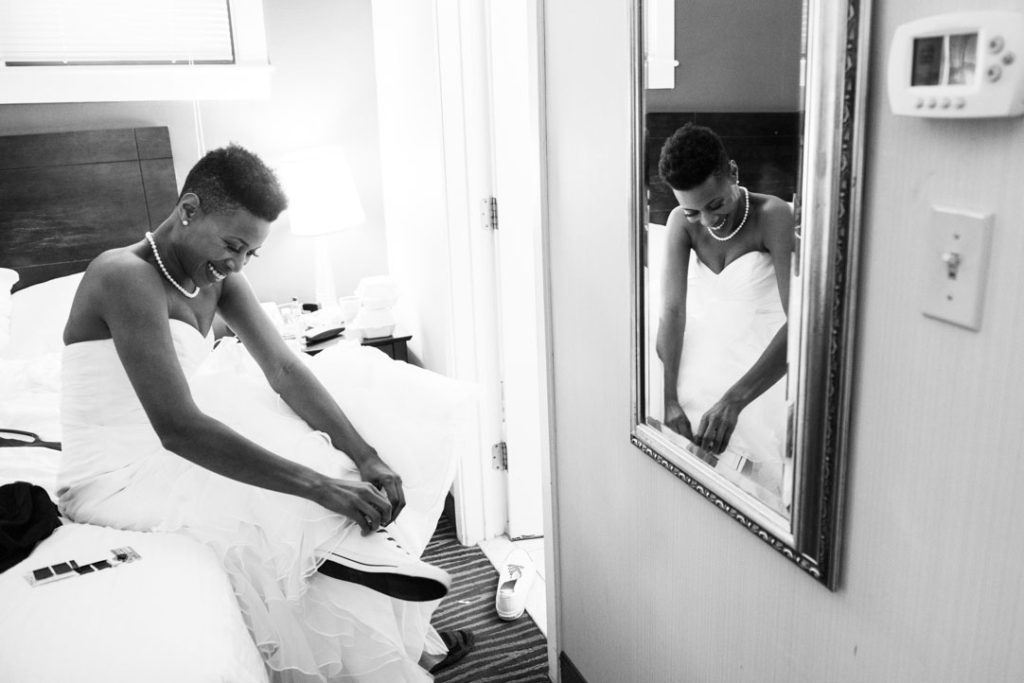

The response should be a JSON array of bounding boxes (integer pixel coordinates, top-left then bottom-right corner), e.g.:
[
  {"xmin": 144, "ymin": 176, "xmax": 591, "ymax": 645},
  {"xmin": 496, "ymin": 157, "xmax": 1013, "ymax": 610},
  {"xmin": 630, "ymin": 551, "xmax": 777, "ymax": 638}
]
[{"xmin": 629, "ymin": 0, "xmax": 870, "ymax": 589}]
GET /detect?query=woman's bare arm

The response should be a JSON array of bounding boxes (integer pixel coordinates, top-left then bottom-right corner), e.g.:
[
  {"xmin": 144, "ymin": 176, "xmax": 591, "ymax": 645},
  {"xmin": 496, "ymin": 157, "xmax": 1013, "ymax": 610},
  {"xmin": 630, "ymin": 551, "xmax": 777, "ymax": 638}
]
[
  {"xmin": 655, "ymin": 213, "xmax": 694, "ymax": 438},
  {"xmin": 216, "ymin": 274, "xmax": 406, "ymax": 520},
  {"xmin": 94, "ymin": 256, "xmax": 392, "ymax": 532},
  {"xmin": 216, "ymin": 275, "xmax": 378, "ymax": 464}
]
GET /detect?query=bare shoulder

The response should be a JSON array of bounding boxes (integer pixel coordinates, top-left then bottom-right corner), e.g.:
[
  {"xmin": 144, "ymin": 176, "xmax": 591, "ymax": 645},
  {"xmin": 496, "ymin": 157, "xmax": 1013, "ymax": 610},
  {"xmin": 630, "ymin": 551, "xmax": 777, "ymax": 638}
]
[
  {"xmin": 664, "ymin": 206, "xmax": 694, "ymax": 247},
  {"xmin": 65, "ymin": 245, "xmax": 166, "ymax": 343},
  {"xmin": 754, "ymin": 193, "xmax": 796, "ymax": 249},
  {"xmin": 85, "ymin": 246, "xmax": 160, "ymax": 291},
  {"xmin": 75, "ymin": 245, "xmax": 166, "ymax": 317},
  {"xmin": 756, "ymin": 193, "xmax": 796, "ymax": 225}
]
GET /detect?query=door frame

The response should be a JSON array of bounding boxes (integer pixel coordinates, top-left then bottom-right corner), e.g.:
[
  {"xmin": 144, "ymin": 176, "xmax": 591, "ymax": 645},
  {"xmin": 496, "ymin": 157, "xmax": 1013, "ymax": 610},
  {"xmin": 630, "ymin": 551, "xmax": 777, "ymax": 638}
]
[{"xmin": 435, "ymin": 1, "xmax": 561, "ymax": 679}]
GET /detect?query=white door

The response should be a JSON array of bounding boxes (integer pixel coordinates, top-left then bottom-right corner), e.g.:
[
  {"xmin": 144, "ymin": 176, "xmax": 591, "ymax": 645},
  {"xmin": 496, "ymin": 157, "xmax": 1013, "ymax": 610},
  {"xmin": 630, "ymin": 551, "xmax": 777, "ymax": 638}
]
[
  {"xmin": 370, "ymin": 0, "xmax": 549, "ymax": 542},
  {"xmin": 370, "ymin": 0, "xmax": 507, "ymax": 545},
  {"xmin": 486, "ymin": 0, "xmax": 548, "ymax": 539}
]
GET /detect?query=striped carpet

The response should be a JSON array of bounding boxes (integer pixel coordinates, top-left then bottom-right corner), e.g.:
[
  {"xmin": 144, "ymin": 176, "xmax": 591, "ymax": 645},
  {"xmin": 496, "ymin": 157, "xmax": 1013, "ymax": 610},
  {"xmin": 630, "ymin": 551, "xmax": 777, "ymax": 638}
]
[{"xmin": 423, "ymin": 516, "xmax": 550, "ymax": 683}]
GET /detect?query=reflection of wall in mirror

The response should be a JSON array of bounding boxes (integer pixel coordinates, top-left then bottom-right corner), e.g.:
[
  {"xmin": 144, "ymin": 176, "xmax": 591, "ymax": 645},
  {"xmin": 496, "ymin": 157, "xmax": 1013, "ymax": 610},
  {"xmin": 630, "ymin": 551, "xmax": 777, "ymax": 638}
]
[
  {"xmin": 645, "ymin": 0, "xmax": 803, "ymax": 112},
  {"xmin": 643, "ymin": 0, "xmax": 804, "ymax": 225}
]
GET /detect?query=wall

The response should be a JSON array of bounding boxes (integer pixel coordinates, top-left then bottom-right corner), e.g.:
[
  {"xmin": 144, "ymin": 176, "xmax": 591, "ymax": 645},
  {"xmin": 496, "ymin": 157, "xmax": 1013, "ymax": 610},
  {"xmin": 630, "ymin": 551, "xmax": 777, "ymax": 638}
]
[
  {"xmin": 0, "ymin": 0, "xmax": 387, "ymax": 306},
  {"xmin": 544, "ymin": 0, "xmax": 1024, "ymax": 682},
  {"xmin": 645, "ymin": 0, "xmax": 803, "ymax": 113},
  {"xmin": 368, "ymin": 0, "xmax": 454, "ymax": 373}
]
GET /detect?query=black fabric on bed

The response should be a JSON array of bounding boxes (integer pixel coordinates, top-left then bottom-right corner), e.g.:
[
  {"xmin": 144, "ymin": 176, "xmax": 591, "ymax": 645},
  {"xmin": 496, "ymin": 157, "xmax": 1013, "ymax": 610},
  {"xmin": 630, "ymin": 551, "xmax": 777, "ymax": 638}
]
[{"xmin": 0, "ymin": 481, "xmax": 61, "ymax": 573}]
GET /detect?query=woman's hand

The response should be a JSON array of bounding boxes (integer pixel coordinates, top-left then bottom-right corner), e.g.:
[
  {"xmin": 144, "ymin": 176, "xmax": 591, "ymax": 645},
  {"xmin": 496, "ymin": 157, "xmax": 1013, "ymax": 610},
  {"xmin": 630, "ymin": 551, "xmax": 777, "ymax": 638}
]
[
  {"xmin": 357, "ymin": 456, "xmax": 406, "ymax": 526},
  {"xmin": 314, "ymin": 478, "xmax": 394, "ymax": 535},
  {"xmin": 695, "ymin": 397, "xmax": 744, "ymax": 455},
  {"xmin": 665, "ymin": 400, "xmax": 695, "ymax": 441}
]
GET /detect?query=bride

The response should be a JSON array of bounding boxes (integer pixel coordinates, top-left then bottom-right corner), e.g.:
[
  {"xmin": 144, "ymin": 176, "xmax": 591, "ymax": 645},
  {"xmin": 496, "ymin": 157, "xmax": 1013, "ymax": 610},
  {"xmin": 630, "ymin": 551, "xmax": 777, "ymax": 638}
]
[
  {"xmin": 58, "ymin": 144, "xmax": 470, "ymax": 681},
  {"xmin": 655, "ymin": 123, "xmax": 795, "ymax": 508}
]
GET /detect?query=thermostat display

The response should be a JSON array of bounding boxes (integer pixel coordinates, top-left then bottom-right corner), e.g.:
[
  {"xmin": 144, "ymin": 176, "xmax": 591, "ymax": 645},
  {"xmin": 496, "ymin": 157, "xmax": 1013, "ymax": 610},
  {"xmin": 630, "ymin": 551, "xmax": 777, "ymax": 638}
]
[{"xmin": 888, "ymin": 12, "xmax": 1024, "ymax": 118}]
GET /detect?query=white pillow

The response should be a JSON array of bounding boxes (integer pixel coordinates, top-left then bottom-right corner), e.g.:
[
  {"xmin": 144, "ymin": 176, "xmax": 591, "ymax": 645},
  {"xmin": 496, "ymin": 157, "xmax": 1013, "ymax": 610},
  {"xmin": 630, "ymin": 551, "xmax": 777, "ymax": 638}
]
[
  {"xmin": 0, "ymin": 268, "xmax": 19, "ymax": 353},
  {"xmin": 0, "ymin": 267, "xmax": 18, "ymax": 300},
  {"xmin": 3, "ymin": 273, "xmax": 83, "ymax": 360}
]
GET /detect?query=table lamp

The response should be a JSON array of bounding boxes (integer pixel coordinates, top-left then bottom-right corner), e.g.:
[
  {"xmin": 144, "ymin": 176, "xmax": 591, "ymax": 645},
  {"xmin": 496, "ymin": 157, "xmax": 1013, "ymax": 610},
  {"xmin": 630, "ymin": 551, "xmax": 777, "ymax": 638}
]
[{"xmin": 279, "ymin": 146, "xmax": 366, "ymax": 317}]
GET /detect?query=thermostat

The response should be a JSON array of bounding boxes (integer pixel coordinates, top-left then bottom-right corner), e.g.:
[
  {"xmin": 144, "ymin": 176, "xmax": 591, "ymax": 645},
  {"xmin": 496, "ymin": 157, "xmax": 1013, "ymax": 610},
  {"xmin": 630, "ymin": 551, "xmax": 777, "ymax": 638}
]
[{"xmin": 887, "ymin": 11, "xmax": 1024, "ymax": 118}]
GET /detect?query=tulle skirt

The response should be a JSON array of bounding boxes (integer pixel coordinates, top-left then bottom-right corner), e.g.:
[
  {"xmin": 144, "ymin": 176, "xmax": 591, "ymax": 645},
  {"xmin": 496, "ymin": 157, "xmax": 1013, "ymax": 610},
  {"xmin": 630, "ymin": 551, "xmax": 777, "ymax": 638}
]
[{"xmin": 60, "ymin": 337, "xmax": 457, "ymax": 682}]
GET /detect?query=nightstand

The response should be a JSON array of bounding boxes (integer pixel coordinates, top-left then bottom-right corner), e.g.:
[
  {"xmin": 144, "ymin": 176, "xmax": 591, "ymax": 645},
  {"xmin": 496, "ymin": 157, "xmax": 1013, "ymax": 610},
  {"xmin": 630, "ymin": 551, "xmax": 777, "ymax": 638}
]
[
  {"xmin": 303, "ymin": 332, "xmax": 412, "ymax": 362},
  {"xmin": 359, "ymin": 333, "xmax": 412, "ymax": 362}
]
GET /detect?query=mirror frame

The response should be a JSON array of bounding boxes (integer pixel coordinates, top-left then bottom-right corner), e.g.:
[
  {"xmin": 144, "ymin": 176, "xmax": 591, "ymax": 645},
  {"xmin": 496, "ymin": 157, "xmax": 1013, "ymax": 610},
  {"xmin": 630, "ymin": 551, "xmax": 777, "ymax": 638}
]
[{"xmin": 629, "ymin": 0, "xmax": 871, "ymax": 589}]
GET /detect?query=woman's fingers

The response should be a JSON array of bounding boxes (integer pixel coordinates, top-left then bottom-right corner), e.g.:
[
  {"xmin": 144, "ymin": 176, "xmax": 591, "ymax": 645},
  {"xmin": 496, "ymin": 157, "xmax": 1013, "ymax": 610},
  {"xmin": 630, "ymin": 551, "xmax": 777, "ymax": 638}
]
[
  {"xmin": 339, "ymin": 481, "xmax": 393, "ymax": 534},
  {"xmin": 387, "ymin": 481, "xmax": 406, "ymax": 523},
  {"xmin": 698, "ymin": 414, "xmax": 724, "ymax": 453},
  {"xmin": 365, "ymin": 485, "xmax": 393, "ymax": 526},
  {"xmin": 704, "ymin": 417, "xmax": 736, "ymax": 454},
  {"xmin": 355, "ymin": 499, "xmax": 386, "ymax": 536},
  {"xmin": 695, "ymin": 414, "xmax": 710, "ymax": 444},
  {"xmin": 353, "ymin": 506, "xmax": 374, "ymax": 535},
  {"xmin": 696, "ymin": 413, "xmax": 712, "ymax": 450},
  {"xmin": 372, "ymin": 477, "xmax": 404, "ymax": 526},
  {"xmin": 717, "ymin": 423, "xmax": 735, "ymax": 454}
]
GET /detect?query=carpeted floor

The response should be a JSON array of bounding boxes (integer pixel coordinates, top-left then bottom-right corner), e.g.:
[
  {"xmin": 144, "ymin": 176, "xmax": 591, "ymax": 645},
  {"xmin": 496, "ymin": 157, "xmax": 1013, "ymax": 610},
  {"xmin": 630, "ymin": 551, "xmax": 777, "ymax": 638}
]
[{"xmin": 423, "ymin": 516, "xmax": 550, "ymax": 683}]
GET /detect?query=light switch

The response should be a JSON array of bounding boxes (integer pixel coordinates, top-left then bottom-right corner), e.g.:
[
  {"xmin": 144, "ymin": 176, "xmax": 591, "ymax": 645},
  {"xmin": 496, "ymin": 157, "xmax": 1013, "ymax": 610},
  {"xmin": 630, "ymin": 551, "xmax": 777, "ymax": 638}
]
[{"xmin": 922, "ymin": 206, "xmax": 993, "ymax": 330}]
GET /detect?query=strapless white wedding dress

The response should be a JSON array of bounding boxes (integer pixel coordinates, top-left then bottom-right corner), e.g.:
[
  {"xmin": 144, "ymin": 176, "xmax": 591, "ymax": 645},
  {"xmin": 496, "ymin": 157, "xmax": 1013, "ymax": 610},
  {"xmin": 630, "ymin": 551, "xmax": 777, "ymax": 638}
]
[
  {"xmin": 59, "ymin": 320, "xmax": 452, "ymax": 683},
  {"xmin": 677, "ymin": 251, "xmax": 788, "ymax": 476}
]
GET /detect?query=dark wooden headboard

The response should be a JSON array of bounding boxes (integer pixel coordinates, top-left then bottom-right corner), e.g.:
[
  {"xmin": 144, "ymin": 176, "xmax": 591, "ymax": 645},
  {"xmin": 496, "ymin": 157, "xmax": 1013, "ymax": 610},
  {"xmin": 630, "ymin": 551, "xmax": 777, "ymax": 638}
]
[{"xmin": 0, "ymin": 127, "xmax": 178, "ymax": 292}]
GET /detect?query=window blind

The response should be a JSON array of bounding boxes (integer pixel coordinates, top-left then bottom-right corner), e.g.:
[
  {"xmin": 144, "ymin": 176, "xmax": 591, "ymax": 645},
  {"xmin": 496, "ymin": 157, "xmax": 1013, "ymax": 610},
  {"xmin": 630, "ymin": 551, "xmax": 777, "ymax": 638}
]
[{"xmin": 0, "ymin": 0, "xmax": 234, "ymax": 66}]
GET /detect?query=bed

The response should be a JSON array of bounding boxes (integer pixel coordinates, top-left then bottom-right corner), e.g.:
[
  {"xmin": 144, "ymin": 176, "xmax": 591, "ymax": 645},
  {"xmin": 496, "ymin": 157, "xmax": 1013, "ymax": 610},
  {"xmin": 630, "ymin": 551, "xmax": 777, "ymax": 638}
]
[{"xmin": 0, "ymin": 128, "xmax": 476, "ymax": 682}]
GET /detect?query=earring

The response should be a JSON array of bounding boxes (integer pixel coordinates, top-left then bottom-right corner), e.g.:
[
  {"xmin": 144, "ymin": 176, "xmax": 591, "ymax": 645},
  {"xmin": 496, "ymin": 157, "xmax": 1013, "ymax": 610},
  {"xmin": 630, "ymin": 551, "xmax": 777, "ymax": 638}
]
[{"xmin": 182, "ymin": 218, "xmax": 190, "ymax": 226}]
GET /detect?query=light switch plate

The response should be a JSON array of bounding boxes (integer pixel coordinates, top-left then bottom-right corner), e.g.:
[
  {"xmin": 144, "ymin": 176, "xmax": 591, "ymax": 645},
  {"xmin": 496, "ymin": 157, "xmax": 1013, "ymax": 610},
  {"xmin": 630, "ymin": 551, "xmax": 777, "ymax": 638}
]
[{"xmin": 922, "ymin": 206, "xmax": 993, "ymax": 330}]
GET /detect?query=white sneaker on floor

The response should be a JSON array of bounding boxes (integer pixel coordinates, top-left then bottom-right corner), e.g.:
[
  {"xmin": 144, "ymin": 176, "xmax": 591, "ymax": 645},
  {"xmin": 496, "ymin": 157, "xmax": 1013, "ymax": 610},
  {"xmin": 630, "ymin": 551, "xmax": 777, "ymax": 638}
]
[
  {"xmin": 495, "ymin": 547, "xmax": 534, "ymax": 621},
  {"xmin": 320, "ymin": 528, "xmax": 451, "ymax": 602}
]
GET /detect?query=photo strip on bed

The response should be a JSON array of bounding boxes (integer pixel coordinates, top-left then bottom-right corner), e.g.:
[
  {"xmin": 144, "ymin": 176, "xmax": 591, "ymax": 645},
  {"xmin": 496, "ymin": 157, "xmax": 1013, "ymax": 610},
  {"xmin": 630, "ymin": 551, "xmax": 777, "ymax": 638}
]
[{"xmin": 24, "ymin": 547, "xmax": 142, "ymax": 587}]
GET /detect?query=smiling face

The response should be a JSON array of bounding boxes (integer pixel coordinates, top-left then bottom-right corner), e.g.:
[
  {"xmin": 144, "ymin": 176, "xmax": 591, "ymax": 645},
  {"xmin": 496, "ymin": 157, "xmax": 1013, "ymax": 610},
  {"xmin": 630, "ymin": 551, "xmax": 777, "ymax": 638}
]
[
  {"xmin": 178, "ymin": 197, "xmax": 272, "ymax": 288},
  {"xmin": 672, "ymin": 169, "xmax": 741, "ymax": 231}
]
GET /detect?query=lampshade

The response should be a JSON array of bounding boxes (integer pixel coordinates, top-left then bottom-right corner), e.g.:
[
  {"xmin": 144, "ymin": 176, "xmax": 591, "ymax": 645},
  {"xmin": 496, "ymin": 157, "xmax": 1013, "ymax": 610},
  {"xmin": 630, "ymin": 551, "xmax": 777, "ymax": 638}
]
[
  {"xmin": 276, "ymin": 145, "xmax": 366, "ymax": 313},
  {"xmin": 279, "ymin": 145, "xmax": 366, "ymax": 236}
]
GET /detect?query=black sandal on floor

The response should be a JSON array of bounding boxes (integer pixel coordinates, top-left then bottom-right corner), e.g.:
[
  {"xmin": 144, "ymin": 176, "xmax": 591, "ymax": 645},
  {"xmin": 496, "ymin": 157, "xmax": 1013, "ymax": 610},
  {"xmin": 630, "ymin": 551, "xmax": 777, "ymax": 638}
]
[{"xmin": 429, "ymin": 629, "xmax": 476, "ymax": 673}]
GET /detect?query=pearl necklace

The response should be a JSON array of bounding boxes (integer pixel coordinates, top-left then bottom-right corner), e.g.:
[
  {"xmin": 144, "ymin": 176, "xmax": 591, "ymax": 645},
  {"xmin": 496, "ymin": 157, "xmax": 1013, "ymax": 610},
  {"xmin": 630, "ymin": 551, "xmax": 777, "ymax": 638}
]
[
  {"xmin": 145, "ymin": 231, "xmax": 199, "ymax": 299},
  {"xmin": 705, "ymin": 186, "xmax": 750, "ymax": 242}
]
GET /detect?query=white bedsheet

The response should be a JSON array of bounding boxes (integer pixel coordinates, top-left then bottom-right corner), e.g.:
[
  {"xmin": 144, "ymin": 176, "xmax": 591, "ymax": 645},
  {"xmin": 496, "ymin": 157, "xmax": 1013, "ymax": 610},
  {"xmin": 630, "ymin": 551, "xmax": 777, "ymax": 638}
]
[
  {"xmin": 0, "ymin": 326, "xmax": 476, "ymax": 682},
  {"xmin": 0, "ymin": 352, "xmax": 63, "ymax": 442},
  {"xmin": 0, "ymin": 446, "xmax": 269, "ymax": 683}
]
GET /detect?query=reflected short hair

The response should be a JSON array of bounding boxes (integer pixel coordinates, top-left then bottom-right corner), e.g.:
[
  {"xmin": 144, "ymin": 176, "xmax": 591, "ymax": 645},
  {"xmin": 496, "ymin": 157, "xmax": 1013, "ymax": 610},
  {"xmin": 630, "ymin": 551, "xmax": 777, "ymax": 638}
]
[
  {"xmin": 179, "ymin": 143, "xmax": 288, "ymax": 222},
  {"xmin": 658, "ymin": 123, "xmax": 730, "ymax": 191}
]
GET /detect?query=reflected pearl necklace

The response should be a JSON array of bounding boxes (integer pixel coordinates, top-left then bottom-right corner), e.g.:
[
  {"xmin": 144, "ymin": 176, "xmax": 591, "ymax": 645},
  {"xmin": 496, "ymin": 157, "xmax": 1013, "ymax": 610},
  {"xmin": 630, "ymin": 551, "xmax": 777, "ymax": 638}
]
[
  {"xmin": 706, "ymin": 186, "xmax": 750, "ymax": 242},
  {"xmin": 145, "ymin": 231, "xmax": 198, "ymax": 299}
]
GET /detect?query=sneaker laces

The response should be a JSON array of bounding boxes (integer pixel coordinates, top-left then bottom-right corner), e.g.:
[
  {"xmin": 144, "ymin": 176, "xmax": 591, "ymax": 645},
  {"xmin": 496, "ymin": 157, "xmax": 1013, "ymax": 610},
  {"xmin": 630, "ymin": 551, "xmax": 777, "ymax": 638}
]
[{"xmin": 376, "ymin": 528, "xmax": 409, "ymax": 554}]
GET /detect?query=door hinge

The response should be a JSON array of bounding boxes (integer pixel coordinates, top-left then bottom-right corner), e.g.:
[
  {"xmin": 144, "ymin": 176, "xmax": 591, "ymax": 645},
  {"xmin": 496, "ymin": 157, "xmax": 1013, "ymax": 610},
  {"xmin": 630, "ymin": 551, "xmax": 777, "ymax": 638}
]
[
  {"xmin": 481, "ymin": 196, "xmax": 498, "ymax": 230},
  {"xmin": 492, "ymin": 441, "xmax": 508, "ymax": 470}
]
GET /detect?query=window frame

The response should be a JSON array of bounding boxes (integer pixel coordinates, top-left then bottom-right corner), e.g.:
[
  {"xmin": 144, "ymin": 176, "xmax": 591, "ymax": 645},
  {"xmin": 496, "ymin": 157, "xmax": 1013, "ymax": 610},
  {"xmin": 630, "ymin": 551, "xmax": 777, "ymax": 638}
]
[{"xmin": 0, "ymin": 0, "xmax": 271, "ymax": 103}]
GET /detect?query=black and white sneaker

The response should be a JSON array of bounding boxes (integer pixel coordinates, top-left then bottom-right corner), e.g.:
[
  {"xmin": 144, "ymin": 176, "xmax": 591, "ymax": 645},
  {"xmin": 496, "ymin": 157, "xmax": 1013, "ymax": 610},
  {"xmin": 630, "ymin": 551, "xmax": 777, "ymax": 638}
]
[{"xmin": 318, "ymin": 528, "xmax": 451, "ymax": 602}]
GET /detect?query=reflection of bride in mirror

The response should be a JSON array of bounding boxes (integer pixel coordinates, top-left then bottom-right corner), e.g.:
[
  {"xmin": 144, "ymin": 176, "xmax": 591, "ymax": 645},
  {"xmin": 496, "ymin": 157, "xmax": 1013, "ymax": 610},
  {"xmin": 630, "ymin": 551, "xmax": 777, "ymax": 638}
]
[{"xmin": 654, "ymin": 123, "xmax": 794, "ymax": 511}]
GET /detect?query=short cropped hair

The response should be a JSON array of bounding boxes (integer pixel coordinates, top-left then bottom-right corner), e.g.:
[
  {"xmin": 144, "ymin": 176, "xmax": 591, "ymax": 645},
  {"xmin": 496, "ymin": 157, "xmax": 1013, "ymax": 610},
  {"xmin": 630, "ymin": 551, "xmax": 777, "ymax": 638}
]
[
  {"xmin": 179, "ymin": 144, "xmax": 288, "ymax": 222},
  {"xmin": 658, "ymin": 123, "xmax": 730, "ymax": 191}
]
